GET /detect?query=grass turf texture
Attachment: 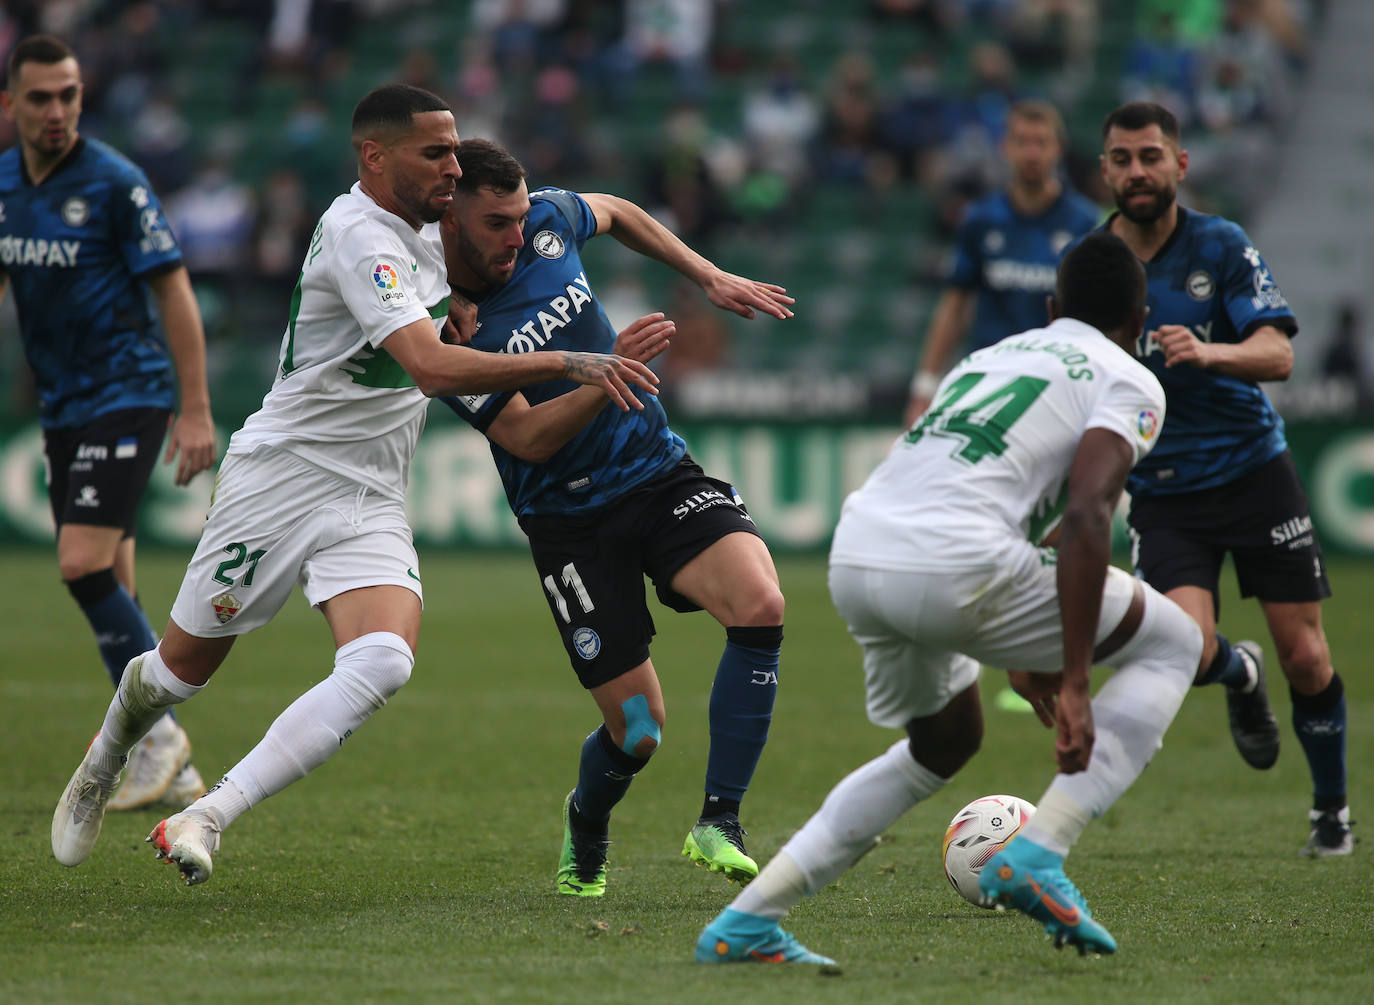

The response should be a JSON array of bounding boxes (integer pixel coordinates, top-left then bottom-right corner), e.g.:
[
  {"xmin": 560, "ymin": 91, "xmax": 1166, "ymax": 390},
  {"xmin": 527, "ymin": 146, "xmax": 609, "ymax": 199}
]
[{"xmin": 2, "ymin": 548, "xmax": 1370, "ymax": 1004}]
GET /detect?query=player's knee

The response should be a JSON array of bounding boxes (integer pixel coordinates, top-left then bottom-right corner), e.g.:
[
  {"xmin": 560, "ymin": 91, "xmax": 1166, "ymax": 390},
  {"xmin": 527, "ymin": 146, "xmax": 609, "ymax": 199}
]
[
  {"xmin": 337, "ymin": 631, "xmax": 414, "ymax": 706},
  {"xmin": 727, "ymin": 582, "xmax": 785, "ymax": 627},
  {"xmin": 1135, "ymin": 592, "xmax": 1203, "ymax": 684},
  {"xmin": 63, "ymin": 567, "xmax": 121, "ymax": 605},
  {"xmin": 905, "ymin": 711, "xmax": 980, "ymax": 779},
  {"xmin": 1276, "ymin": 634, "xmax": 1330, "ymax": 692},
  {"xmin": 617, "ymin": 693, "xmax": 662, "ymax": 759}
]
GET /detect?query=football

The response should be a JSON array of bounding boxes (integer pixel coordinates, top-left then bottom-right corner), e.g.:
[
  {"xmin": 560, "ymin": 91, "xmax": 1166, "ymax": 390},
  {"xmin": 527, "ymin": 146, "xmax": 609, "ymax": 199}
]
[{"xmin": 941, "ymin": 794, "xmax": 1037, "ymax": 906}]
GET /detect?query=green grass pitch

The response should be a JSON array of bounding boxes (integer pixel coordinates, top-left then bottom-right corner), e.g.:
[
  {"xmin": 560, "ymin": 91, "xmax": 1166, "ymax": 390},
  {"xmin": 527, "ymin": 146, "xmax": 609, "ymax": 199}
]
[{"xmin": 1, "ymin": 548, "xmax": 1369, "ymax": 1004}]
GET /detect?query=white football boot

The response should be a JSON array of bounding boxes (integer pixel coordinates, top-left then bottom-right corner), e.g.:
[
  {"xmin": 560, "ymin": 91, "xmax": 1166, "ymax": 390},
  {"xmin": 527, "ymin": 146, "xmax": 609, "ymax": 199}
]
[
  {"xmin": 148, "ymin": 811, "xmax": 222, "ymax": 886},
  {"xmin": 52, "ymin": 739, "xmax": 126, "ymax": 866},
  {"xmin": 108, "ymin": 718, "xmax": 192, "ymax": 811}
]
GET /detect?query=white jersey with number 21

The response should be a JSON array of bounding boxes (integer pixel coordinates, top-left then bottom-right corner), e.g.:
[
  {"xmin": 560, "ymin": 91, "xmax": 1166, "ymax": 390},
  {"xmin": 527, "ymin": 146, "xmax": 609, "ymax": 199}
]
[{"xmin": 227, "ymin": 182, "xmax": 450, "ymax": 502}]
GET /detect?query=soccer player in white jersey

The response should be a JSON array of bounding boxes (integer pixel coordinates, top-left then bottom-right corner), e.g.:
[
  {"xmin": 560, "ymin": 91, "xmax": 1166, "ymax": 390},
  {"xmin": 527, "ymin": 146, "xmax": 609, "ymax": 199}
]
[
  {"xmin": 697, "ymin": 232, "xmax": 1204, "ymax": 965},
  {"xmin": 50, "ymin": 83, "xmax": 662, "ymax": 886}
]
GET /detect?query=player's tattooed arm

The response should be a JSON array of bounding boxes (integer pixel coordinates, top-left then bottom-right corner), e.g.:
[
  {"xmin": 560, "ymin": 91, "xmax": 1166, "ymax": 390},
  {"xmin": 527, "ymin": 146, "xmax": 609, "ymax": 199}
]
[
  {"xmin": 559, "ymin": 350, "xmax": 660, "ymax": 412},
  {"xmin": 443, "ymin": 290, "xmax": 479, "ymax": 344}
]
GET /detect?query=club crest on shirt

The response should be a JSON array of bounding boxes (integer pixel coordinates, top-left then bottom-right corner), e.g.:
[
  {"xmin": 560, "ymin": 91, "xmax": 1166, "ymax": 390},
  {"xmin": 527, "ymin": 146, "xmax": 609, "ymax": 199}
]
[
  {"xmin": 1186, "ymin": 270, "xmax": 1214, "ymax": 302},
  {"xmin": 61, "ymin": 197, "xmax": 89, "ymax": 227},
  {"xmin": 532, "ymin": 230, "xmax": 565, "ymax": 260},
  {"xmin": 211, "ymin": 591, "xmax": 243, "ymax": 625}
]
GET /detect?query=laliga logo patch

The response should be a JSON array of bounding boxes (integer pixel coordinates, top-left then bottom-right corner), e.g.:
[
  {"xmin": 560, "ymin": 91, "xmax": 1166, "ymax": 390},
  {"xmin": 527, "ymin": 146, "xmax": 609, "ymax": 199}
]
[
  {"xmin": 532, "ymin": 230, "xmax": 565, "ymax": 259},
  {"xmin": 211, "ymin": 591, "xmax": 243, "ymax": 625},
  {"xmin": 1186, "ymin": 270, "xmax": 1214, "ymax": 302},
  {"xmin": 61, "ymin": 197, "xmax": 89, "ymax": 227},
  {"xmin": 373, "ymin": 262, "xmax": 399, "ymax": 289},
  {"xmin": 371, "ymin": 259, "xmax": 408, "ymax": 307},
  {"xmin": 572, "ymin": 626, "xmax": 601, "ymax": 660},
  {"xmin": 1136, "ymin": 409, "xmax": 1160, "ymax": 442}
]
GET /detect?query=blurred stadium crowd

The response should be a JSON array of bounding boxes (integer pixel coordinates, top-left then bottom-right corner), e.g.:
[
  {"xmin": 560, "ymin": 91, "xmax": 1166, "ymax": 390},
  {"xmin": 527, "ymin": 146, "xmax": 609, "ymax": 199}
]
[{"xmin": 0, "ymin": 0, "xmax": 1340, "ymax": 421}]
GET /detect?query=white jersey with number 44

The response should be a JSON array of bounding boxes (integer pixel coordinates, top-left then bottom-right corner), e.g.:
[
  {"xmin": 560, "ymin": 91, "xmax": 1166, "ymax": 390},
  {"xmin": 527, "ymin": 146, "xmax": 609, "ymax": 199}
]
[
  {"xmin": 831, "ymin": 317, "xmax": 1167, "ymax": 571},
  {"xmin": 227, "ymin": 182, "xmax": 450, "ymax": 501}
]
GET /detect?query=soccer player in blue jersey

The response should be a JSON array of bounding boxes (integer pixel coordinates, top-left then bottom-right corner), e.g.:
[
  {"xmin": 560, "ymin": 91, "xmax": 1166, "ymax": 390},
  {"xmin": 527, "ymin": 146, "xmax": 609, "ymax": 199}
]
[
  {"xmin": 440, "ymin": 139, "xmax": 797, "ymax": 897},
  {"xmin": 902, "ymin": 100, "xmax": 1099, "ymax": 427},
  {"xmin": 1, "ymin": 35, "xmax": 214, "ymax": 811},
  {"xmin": 1098, "ymin": 101, "xmax": 1352, "ymax": 856}
]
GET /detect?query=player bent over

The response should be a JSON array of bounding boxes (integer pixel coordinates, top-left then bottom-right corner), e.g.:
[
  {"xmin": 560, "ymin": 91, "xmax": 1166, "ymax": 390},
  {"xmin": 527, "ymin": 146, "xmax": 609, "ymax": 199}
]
[
  {"xmin": 50, "ymin": 84, "xmax": 660, "ymax": 885},
  {"xmin": 697, "ymin": 233, "xmax": 1203, "ymax": 965}
]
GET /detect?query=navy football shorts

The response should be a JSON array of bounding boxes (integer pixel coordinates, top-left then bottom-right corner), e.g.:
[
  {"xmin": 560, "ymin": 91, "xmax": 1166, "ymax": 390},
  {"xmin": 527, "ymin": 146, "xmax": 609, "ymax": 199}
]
[
  {"xmin": 1128, "ymin": 449, "xmax": 1332, "ymax": 613},
  {"xmin": 43, "ymin": 406, "xmax": 170, "ymax": 535},
  {"xmin": 519, "ymin": 457, "xmax": 763, "ymax": 689}
]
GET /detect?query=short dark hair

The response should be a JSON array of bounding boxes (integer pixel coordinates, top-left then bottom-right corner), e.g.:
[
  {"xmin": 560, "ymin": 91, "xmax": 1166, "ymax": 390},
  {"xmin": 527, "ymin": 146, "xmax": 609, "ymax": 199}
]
[
  {"xmin": 350, "ymin": 83, "xmax": 449, "ymax": 151},
  {"xmin": 1055, "ymin": 232, "xmax": 1147, "ymax": 334},
  {"xmin": 6, "ymin": 35, "xmax": 77, "ymax": 89},
  {"xmin": 1101, "ymin": 101, "xmax": 1181, "ymax": 145},
  {"xmin": 456, "ymin": 138, "xmax": 527, "ymax": 195}
]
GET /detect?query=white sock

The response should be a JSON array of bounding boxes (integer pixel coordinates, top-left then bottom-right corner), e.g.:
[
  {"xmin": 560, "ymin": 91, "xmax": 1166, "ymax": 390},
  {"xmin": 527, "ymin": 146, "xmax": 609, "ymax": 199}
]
[
  {"xmin": 1038, "ymin": 592, "xmax": 1198, "ymax": 844},
  {"xmin": 90, "ymin": 647, "xmax": 203, "ymax": 775},
  {"xmin": 734, "ymin": 739, "xmax": 946, "ymax": 919},
  {"xmin": 189, "ymin": 776, "xmax": 253, "ymax": 831},
  {"xmin": 222, "ymin": 632, "xmax": 413, "ymax": 811}
]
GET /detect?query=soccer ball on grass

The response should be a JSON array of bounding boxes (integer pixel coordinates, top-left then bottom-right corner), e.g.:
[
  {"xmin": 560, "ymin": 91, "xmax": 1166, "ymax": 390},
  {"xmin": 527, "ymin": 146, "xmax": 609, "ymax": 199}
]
[{"xmin": 941, "ymin": 794, "xmax": 1036, "ymax": 906}]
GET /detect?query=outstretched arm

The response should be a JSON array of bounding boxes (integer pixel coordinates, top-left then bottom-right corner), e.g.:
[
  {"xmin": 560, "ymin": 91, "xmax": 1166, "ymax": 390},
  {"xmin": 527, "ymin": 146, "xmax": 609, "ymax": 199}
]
[
  {"xmin": 1054, "ymin": 426, "xmax": 1135, "ymax": 773},
  {"xmin": 485, "ymin": 314, "xmax": 674, "ymax": 462},
  {"xmin": 1150, "ymin": 323, "xmax": 1293, "ymax": 381},
  {"xmin": 580, "ymin": 192, "xmax": 794, "ymax": 320},
  {"xmin": 145, "ymin": 266, "xmax": 217, "ymax": 485}
]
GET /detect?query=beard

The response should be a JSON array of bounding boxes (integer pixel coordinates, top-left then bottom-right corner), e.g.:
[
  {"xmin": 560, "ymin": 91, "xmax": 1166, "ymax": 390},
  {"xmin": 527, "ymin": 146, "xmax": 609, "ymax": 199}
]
[
  {"xmin": 395, "ymin": 176, "xmax": 448, "ymax": 224},
  {"xmin": 1114, "ymin": 183, "xmax": 1175, "ymax": 224},
  {"xmin": 454, "ymin": 230, "xmax": 514, "ymax": 289}
]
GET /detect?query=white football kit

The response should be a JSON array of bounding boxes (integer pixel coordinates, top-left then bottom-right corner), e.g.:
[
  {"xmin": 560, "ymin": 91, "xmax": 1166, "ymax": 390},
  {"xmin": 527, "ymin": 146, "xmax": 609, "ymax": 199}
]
[
  {"xmin": 172, "ymin": 184, "xmax": 449, "ymax": 637},
  {"xmin": 828, "ymin": 317, "xmax": 1168, "ymax": 726}
]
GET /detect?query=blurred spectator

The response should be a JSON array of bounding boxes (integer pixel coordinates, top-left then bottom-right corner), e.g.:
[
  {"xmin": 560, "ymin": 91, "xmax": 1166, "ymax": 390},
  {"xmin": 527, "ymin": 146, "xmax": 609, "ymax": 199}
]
[
  {"xmin": 1120, "ymin": 11, "xmax": 1202, "ymax": 126},
  {"xmin": 817, "ymin": 50, "xmax": 886, "ymax": 187},
  {"xmin": 604, "ymin": 0, "xmax": 715, "ymax": 104},
  {"xmin": 129, "ymin": 94, "xmax": 192, "ymax": 194},
  {"xmin": 740, "ymin": 52, "xmax": 819, "ymax": 193},
  {"xmin": 943, "ymin": 40, "xmax": 1025, "ymax": 195},
  {"xmin": 880, "ymin": 51, "xmax": 958, "ymax": 185},
  {"xmin": 1004, "ymin": 0, "xmax": 1099, "ymax": 102},
  {"xmin": 166, "ymin": 154, "xmax": 257, "ymax": 286},
  {"xmin": 253, "ymin": 167, "xmax": 314, "ymax": 292},
  {"xmin": 868, "ymin": 0, "xmax": 957, "ymax": 33},
  {"xmin": 472, "ymin": 0, "xmax": 570, "ymax": 72},
  {"xmin": 641, "ymin": 105, "xmax": 738, "ymax": 246}
]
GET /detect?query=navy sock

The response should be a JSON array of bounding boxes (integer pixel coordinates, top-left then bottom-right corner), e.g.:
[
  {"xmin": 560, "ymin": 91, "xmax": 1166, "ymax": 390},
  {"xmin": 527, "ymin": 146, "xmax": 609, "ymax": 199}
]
[
  {"xmin": 704, "ymin": 625, "xmax": 781, "ymax": 804},
  {"xmin": 572, "ymin": 725, "xmax": 648, "ymax": 831},
  {"xmin": 65, "ymin": 569, "xmax": 158, "ymax": 690},
  {"xmin": 1195, "ymin": 634, "xmax": 1251, "ymax": 689},
  {"xmin": 1291, "ymin": 673, "xmax": 1347, "ymax": 810}
]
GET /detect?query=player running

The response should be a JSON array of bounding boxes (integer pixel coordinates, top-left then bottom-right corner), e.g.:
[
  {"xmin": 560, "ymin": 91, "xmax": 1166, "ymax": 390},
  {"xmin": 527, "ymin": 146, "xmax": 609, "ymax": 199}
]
[
  {"xmin": 1098, "ymin": 101, "xmax": 1352, "ymax": 856},
  {"xmin": 440, "ymin": 139, "xmax": 795, "ymax": 896},
  {"xmin": 50, "ymin": 84, "xmax": 659, "ymax": 885}
]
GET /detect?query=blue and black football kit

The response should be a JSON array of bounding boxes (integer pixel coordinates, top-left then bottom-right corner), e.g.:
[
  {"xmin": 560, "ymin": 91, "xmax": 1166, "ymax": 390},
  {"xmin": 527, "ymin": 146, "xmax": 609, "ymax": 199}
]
[
  {"xmin": 950, "ymin": 187, "xmax": 1099, "ymax": 352},
  {"xmin": 443, "ymin": 187, "xmax": 777, "ymax": 830}
]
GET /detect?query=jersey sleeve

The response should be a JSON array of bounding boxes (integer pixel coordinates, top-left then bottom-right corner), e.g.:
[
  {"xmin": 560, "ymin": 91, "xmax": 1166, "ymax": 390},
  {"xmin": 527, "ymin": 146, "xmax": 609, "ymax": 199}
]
[
  {"xmin": 1085, "ymin": 366, "xmax": 1168, "ymax": 465},
  {"xmin": 438, "ymin": 389, "xmax": 516, "ymax": 433},
  {"xmin": 330, "ymin": 218, "xmax": 433, "ymax": 348},
  {"xmin": 532, "ymin": 187, "xmax": 598, "ymax": 247},
  {"xmin": 110, "ymin": 164, "xmax": 183, "ymax": 278},
  {"xmin": 1216, "ymin": 222, "xmax": 1298, "ymax": 339}
]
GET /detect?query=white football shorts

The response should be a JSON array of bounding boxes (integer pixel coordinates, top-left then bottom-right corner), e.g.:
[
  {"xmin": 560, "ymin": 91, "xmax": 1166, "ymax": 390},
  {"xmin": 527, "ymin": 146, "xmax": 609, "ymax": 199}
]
[
  {"xmin": 828, "ymin": 539, "xmax": 1136, "ymax": 727},
  {"xmin": 170, "ymin": 447, "xmax": 422, "ymax": 638}
]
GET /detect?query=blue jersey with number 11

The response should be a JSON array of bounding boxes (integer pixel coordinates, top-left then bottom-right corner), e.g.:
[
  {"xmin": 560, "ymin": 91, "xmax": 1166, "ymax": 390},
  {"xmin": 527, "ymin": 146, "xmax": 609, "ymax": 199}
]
[{"xmin": 440, "ymin": 188, "xmax": 684, "ymax": 517}]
